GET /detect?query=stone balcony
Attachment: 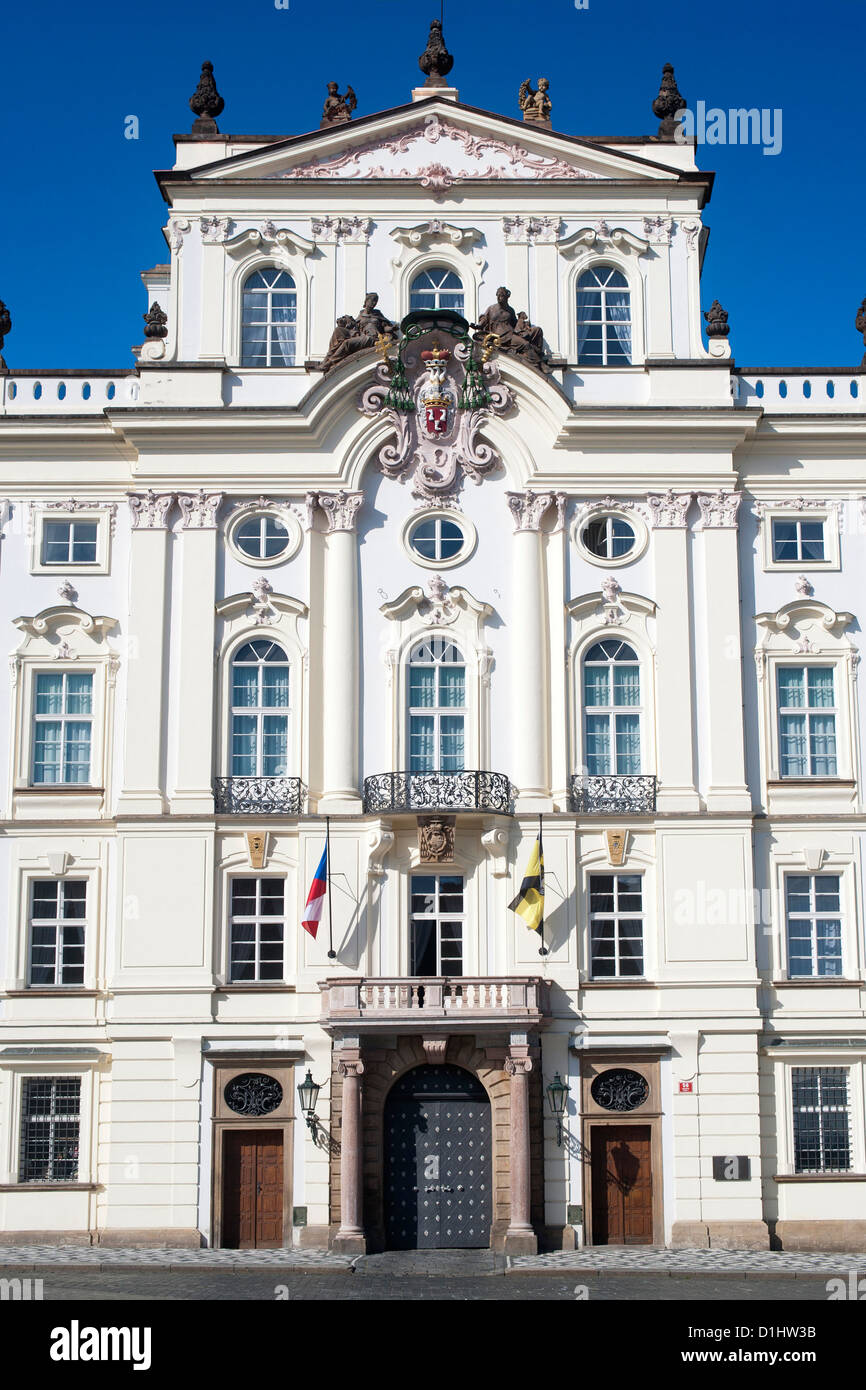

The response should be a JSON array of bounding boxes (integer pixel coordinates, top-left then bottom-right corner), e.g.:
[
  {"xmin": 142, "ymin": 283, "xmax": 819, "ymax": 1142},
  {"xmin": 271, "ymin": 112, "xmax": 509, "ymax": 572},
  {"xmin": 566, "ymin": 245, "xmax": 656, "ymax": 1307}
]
[
  {"xmin": 362, "ymin": 770, "xmax": 512, "ymax": 816},
  {"xmin": 320, "ymin": 976, "xmax": 548, "ymax": 1036}
]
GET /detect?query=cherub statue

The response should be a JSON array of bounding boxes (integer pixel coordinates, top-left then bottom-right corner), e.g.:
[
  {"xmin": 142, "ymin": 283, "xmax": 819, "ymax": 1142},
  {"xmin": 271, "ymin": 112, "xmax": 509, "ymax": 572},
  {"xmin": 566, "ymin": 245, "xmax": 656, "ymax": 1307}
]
[
  {"xmin": 856, "ymin": 297, "xmax": 866, "ymax": 365},
  {"xmin": 320, "ymin": 82, "xmax": 357, "ymax": 128},
  {"xmin": 519, "ymin": 78, "xmax": 552, "ymax": 124}
]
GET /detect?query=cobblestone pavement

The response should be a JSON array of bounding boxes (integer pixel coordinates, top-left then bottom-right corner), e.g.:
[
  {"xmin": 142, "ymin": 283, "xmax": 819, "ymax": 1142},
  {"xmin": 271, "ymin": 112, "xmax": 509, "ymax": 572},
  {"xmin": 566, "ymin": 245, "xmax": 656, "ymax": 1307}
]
[
  {"xmin": 507, "ymin": 1247, "xmax": 866, "ymax": 1275},
  {"xmin": 0, "ymin": 1268, "xmax": 839, "ymax": 1300}
]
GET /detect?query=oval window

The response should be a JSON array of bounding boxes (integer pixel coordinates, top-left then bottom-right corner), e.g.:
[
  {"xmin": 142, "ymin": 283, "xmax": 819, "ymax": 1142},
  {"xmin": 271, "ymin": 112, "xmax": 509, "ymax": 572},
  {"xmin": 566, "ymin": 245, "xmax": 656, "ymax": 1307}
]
[
  {"xmin": 590, "ymin": 1068, "xmax": 649, "ymax": 1112},
  {"xmin": 409, "ymin": 515, "xmax": 465, "ymax": 562},
  {"xmin": 582, "ymin": 515, "xmax": 636, "ymax": 560}
]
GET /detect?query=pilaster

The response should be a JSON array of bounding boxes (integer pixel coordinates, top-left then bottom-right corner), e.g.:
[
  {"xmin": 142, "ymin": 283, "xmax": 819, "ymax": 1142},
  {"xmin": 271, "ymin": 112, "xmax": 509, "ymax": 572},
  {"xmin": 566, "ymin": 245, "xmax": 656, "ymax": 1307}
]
[
  {"xmin": 317, "ymin": 491, "xmax": 363, "ymax": 813},
  {"xmin": 507, "ymin": 492, "xmax": 553, "ymax": 810},
  {"xmin": 696, "ymin": 491, "xmax": 751, "ymax": 811},
  {"xmin": 170, "ymin": 490, "xmax": 223, "ymax": 814},
  {"xmin": 503, "ymin": 1035, "xmax": 537, "ymax": 1254},
  {"xmin": 648, "ymin": 491, "xmax": 701, "ymax": 812}
]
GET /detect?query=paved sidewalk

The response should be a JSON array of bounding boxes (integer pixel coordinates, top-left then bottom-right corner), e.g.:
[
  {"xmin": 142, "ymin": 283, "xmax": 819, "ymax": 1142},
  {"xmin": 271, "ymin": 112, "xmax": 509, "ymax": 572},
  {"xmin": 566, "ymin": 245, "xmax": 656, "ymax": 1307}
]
[
  {"xmin": 507, "ymin": 1247, "xmax": 866, "ymax": 1275},
  {"xmin": 0, "ymin": 1245, "xmax": 352, "ymax": 1272}
]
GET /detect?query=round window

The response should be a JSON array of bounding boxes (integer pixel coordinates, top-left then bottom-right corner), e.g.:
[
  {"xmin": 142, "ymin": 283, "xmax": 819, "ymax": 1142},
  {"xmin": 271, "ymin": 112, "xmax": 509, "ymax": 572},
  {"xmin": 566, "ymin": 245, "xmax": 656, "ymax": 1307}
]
[
  {"xmin": 590, "ymin": 1068, "xmax": 649, "ymax": 1113},
  {"xmin": 402, "ymin": 510, "xmax": 475, "ymax": 569},
  {"xmin": 224, "ymin": 1073, "xmax": 283, "ymax": 1117},
  {"xmin": 582, "ymin": 515, "xmax": 636, "ymax": 560},
  {"xmin": 236, "ymin": 514, "xmax": 291, "ymax": 560}
]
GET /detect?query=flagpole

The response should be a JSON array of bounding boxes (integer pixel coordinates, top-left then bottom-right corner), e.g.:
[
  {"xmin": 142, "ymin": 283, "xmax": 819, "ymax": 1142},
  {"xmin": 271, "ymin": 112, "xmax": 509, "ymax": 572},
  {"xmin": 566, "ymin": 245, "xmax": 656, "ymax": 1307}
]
[
  {"xmin": 537, "ymin": 812, "xmax": 548, "ymax": 957},
  {"xmin": 326, "ymin": 816, "xmax": 336, "ymax": 959}
]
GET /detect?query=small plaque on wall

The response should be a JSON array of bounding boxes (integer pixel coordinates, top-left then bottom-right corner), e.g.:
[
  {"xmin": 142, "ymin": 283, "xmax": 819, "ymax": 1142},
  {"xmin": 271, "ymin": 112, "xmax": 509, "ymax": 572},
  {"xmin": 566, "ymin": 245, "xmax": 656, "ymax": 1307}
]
[{"xmin": 712, "ymin": 1155, "xmax": 751, "ymax": 1181}]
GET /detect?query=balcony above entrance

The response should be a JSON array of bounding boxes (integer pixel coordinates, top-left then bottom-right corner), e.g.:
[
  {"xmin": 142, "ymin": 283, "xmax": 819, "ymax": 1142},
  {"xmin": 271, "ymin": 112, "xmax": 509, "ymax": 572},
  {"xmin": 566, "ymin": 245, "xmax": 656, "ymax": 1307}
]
[
  {"xmin": 320, "ymin": 976, "xmax": 547, "ymax": 1035},
  {"xmin": 363, "ymin": 770, "xmax": 512, "ymax": 815},
  {"xmin": 568, "ymin": 774, "xmax": 657, "ymax": 815},
  {"xmin": 214, "ymin": 776, "xmax": 307, "ymax": 815}
]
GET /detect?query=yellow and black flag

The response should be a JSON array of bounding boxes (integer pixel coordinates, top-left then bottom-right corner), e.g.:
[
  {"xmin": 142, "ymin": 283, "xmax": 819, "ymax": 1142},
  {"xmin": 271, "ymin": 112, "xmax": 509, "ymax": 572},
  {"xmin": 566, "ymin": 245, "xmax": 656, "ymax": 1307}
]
[{"xmin": 509, "ymin": 831, "xmax": 545, "ymax": 934}]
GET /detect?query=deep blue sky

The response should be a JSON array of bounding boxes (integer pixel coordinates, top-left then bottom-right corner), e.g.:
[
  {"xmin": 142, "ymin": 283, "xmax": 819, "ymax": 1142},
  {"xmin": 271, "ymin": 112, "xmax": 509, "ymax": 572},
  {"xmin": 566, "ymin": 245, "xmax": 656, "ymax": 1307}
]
[{"xmin": 3, "ymin": 0, "xmax": 864, "ymax": 368}]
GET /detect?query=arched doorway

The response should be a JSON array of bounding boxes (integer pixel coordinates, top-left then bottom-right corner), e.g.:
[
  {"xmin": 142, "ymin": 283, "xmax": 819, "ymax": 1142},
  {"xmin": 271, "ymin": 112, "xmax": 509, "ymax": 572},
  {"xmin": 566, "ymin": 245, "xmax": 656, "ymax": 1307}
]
[{"xmin": 384, "ymin": 1064, "xmax": 492, "ymax": 1250}]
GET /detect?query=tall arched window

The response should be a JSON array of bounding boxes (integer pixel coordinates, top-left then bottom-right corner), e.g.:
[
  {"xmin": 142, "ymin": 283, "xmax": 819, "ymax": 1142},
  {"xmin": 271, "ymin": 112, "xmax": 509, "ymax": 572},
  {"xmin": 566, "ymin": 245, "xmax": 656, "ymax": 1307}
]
[
  {"xmin": 577, "ymin": 267, "xmax": 631, "ymax": 366},
  {"xmin": 241, "ymin": 269, "xmax": 297, "ymax": 367},
  {"xmin": 408, "ymin": 638, "xmax": 465, "ymax": 772},
  {"xmin": 583, "ymin": 639, "xmax": 641, "ymax": 774},
  {"xmin": 410, "ymin": 268, "xmax": 464, "ymax": 313},
  {"xmin": 231, "ymin": 641, "xmax": 290, "ymax": 776}
]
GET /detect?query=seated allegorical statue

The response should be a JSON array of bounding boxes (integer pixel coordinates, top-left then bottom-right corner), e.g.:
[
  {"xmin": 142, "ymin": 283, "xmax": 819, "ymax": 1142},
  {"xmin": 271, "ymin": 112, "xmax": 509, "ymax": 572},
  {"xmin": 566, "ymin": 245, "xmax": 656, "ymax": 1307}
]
[
  {"xmin": 477, "ymin": 287, "xmax": 548, "ymax": 371},
  {"xmin": 321, "ymin": 294, "xmax": 398, "ymax": 373}
]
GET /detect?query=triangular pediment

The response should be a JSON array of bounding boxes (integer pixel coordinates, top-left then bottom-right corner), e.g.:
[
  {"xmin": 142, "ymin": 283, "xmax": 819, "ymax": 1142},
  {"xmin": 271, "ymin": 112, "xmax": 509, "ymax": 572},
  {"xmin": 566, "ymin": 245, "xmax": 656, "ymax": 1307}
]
[{"xmin": 185, "ymin": 98, "xmax": 683, "ymax": 188}]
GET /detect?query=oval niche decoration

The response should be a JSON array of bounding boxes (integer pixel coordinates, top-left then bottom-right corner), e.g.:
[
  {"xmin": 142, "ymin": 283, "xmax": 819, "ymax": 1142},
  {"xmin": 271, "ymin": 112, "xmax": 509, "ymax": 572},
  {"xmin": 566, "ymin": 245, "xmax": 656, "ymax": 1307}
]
[
  {"xmin": 224, "ymin": 1072, "xmax": 283, "ymax": 1117},
  {"xmin": 590, "ymin": 1068, "xmax": 649, "ymax": 1113}
]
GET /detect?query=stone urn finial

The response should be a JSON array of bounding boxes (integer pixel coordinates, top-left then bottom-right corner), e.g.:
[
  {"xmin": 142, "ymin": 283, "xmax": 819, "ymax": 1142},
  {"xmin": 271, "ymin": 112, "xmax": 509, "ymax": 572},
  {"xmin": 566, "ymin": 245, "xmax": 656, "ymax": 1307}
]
[
  {"xmin": 0, "ymin": 298, "xmax": 10, "ymax": 370},
  {"xmin": 143, "ymin": 302, "xmax": 168, "ymax": 340},
  {"xmin": 856, "ymin": 296, "xmax": 866, "ymax": 366},
  {"xmin": 418, "ymin": 18, "xmax": 454, "ymax": 87},
  {"xmin": 189, "ymin": 60, "xmax": 225, "ymax": 134},
  {"xmin": 652, "ymin": 61, "xmax": 687, "ymax": 139},
  {"xmin": 704, "ymin": 300, "xmax": 730, "ymax": 339}
]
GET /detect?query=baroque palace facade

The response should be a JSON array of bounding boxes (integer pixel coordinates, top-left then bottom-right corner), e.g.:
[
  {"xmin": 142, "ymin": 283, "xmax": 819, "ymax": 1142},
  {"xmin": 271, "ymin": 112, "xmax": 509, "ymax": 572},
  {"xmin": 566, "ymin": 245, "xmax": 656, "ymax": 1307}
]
[{"xmin": 0, "ymin": 27, "xmax": 865, "ymax": 1253}]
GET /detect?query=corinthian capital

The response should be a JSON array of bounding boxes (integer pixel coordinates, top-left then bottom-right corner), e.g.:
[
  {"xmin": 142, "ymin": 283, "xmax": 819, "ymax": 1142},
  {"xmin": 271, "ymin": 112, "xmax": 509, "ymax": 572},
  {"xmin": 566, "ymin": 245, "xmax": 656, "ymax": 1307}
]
[
  {"xmin": 646, "ymin": 490, "xmax": 692, "ymax": 529},
  {"xmin": 507, "ymin": 491, "xmax": 554, "ymax": 532},
  {"xmin": 696, "ymin": 489, "xmax": 742, "ymax": 529},
  {"xmin": 177, "ymin": 490, "xmax": 223, "ymax": 529},
  {"xmin": 128, "ymin": 490, "xmax": 175, "ymax": 530},
  {"xmin": 317, "ymin": 490, "xmax": 363, "ymax": 532}
]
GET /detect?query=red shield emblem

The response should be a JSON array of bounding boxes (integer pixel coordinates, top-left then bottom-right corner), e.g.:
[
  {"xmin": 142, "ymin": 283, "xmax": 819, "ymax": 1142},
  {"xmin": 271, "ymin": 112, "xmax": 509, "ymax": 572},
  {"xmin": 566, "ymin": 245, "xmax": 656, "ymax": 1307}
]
[{"xmin": 424, "ymin": 405, "xmax": 448, "ymax": 436}]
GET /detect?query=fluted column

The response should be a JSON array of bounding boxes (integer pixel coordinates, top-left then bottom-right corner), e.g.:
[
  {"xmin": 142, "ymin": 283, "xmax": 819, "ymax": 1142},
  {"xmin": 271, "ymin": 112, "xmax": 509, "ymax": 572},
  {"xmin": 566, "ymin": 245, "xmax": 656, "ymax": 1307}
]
[
  {"xmin": 318, "ymin": 491, "xmax": 363, "ymax": 812},
  {"xmin": 170, "ymin": 490, "xmax": 223, "ymax": 814},
  {"xmin": 696, "ymin": 490, "xmax": 751, "ymax": 811},
  {"xmin": 118, "ymin": 491, "xmax": 174, "ymax": 814},
  {"xmin": 504, "ymin": 1037, "xmax": 537, "ymax": 1254},
  {"xmin": 648, "ymin": 491, "xmax": 700, "ymax": 812},
  {"xmin": 507, "ymin": 492, "xmax": 552, "ymax": 810},
  {"xmin": 333, "ymin": 1045, "xmax": 366, "ymax": 1254}
]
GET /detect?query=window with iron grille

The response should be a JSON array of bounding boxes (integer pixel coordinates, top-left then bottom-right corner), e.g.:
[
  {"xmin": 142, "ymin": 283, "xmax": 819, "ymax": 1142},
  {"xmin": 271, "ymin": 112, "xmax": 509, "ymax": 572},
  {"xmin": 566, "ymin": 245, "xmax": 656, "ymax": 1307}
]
[
  {"xmin": 229, "ymin": 878, "xmax": 285, "ymax": 982},
  {"xmin": 589, "ymin": 874, "xmax": 644, "ymax": 977},
  {"xmin": 20, "ymin": 1077, "xmax": 81, "ymax": 1182},
  {"xmin": 410, "ymin": 874, "xmax": 464, "ymax": 976},
  {"xmin": 29, "ymin": 880, "xmax": 86, "ymax": 986},
  {"xmin": 791, "ymin": 1067, "xmax": 851, "ymax": 1173},
  {"xmin": 785, "ymin": 874, "xmax": 843, "ymax": 978}
]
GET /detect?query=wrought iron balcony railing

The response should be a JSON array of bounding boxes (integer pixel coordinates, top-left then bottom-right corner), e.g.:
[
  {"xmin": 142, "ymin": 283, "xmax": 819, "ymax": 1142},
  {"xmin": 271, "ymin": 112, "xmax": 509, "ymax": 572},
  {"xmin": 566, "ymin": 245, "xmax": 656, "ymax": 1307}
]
[
  {"xmin": 214, "ymin": 776, "xmax": 306, "ymax": 815},
  {"xmin": 568, "ymin": 774, "xmax": 657, "ymax": 815},
  {"xmin": 363, "ymin": 770, "xmax": 512, "ymax": 815}
]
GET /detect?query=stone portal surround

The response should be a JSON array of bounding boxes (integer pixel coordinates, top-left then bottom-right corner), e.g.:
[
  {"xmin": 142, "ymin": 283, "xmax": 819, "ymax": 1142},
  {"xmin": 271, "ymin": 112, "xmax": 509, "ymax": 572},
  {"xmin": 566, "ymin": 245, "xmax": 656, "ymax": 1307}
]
[{"xmin": 328, "ymin": 1035, "xmax": 544, "ymax": 1252}]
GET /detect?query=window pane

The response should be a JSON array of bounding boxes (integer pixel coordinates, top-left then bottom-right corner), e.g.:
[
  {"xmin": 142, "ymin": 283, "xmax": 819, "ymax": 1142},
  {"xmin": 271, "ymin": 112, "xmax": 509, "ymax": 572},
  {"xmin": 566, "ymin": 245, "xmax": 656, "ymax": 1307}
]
[
  {"xmin": 35, "ymin": 674, "xmax": 64, "ymax": 715},
  {"xmin": 409, "ymin": 668, "xmax": 435, "ymax": 708},
  {"xmin": 65, "ymin": 674, "xmax": 93, "ymax": 715},
  {"xmin": 777, "ymin": 668, "xmax": 805, "ymax": 708},
  {"xmin": 409, "ymin": 716, "xmax": 435, "ymax": 772},
  {"xmin": 807, "ymin": 668, "xmax": 834, "ymax": 708},
  {"xmin": 779, "ymin": 714, "xmax": 808, "ymax": 777},
  {"xmin": 583, "ymin": 666, "xmax": 610, "ymax": 707},
  {"xmin": 438, "ymin": 666, "xmax": 465, "ymax": 708},
  {"xmin": 615, "ymin": 714, "xmax": 641, "ymax": 774},
  {"xmin": 439, "ymin": 715, "xmax": 465, "ymax": 772},
  {"xmin": 585, "ymin": 715, "xmax": 611, "ymax": 775},
  {"xmin": 612, "ymin": 665, "xmax": 640, "ymax": 707}
]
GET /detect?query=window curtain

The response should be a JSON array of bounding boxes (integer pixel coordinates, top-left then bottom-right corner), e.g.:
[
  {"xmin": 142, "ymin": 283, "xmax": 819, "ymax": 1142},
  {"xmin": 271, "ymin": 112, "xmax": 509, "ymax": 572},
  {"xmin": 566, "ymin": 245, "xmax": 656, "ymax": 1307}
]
[
  {"xmin": 807, "ymin": 667, "xmax": 834, "ymax": 707},
  {"xmin": 809, "ymin": 715, "xmax": 837, "ymax": 776},
  {"xmin": 271, "ymin": 296, "xmax": 297, "ymax": 365},
  {"xmin": 410, "ymin": 716, "xmax": 435, "ymax": 772},
  {"xmin": 613, "ymin": 663, "xmax": 640, "ymax": 707},
  {"xmin": 439, "ymin": 716, "xmax": 465, "ymax": 772},
  {"xmin": 583, "ymin": 665, "xmax": 610, "ymax": 707},
  {"xmin": 577, "ymin": 286, "xmax": 598, "ymax": 358},
  {"xmin": 615, "ymin": 714, "xmax": 641, "ymax": 774},
  {"xmin": 232, "ymin": 716, "xmax": 258, "ymax": 776},
  {"xmin": 262, "ymin": 715, "xmax": 288, "ymax": 777},
  {"xmin": 606, "ymin": 291, "xmax": 632, "ymax": 360},
  {"xmin": 584, "ymin": 714, "xmax": 611, "ymax": 775}
]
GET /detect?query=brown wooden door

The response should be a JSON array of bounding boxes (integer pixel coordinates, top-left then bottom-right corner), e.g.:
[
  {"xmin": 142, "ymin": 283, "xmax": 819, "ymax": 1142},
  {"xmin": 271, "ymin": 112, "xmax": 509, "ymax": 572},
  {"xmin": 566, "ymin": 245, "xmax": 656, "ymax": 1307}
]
[
  {"xmin": 223, "ymin": 1130, "xmax": 284, "ymax": 1249},
  {"xmin": 591, "ymin": 1125, "xmax": 653, "ymax": 1246}
]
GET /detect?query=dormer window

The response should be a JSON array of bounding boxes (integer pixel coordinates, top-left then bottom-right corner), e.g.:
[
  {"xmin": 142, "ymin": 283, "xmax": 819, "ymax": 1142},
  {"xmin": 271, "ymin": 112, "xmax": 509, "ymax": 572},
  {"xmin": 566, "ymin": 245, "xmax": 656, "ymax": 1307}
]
[
  {"xmin": 241, "ymin": 269, "xmax": 297, "ymax": 367},
  {"xmin": 409, "ymin": 268, "xmax": 464, "ymax": 313},
  {"xmin": 577, "ymin": 267, "xmax": 631, "ymax": 366}
]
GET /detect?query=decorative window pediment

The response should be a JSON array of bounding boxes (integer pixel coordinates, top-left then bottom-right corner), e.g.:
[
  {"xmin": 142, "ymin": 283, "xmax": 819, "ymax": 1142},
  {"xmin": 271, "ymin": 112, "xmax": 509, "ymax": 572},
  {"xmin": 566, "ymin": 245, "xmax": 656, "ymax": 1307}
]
[
  {"xmin": 755, "ymin": 599, "xmax": 855, "ymax": 655},
  {"xmin": 216, "ymin": 584, "xmax": 308, "ymax": 634},
  {"xmin": 566, "ymin": 583, "xmax": 656, "ymax": 637},
  {"xmin": 13, "ymin": 604, "xmax": 118, "ymax": 655},
  {"xmin": 381, "ymin": 576, "xmax": 492, "ymax": 634},
  {"xmin": 559, "ymin": 224, "xmax": 650, "ymax": 259}
]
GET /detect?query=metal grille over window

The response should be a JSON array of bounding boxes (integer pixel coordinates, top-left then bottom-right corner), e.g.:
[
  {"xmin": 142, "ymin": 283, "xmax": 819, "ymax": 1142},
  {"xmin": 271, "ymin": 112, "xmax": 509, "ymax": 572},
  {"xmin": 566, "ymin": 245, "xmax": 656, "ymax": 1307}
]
[
  {"xmin": 241, "ymin": 269, "xmax": 297, "ymax": 367},
  {"xmin": 29, "ymin": 879, "xmax": 86, "ymax": 986},
  {"xmin": 20, "ymin": 1077, "xmax": 81, "ymax": 1182},
  {"xmin": 792, "ymin": 1067, "xmax": 850, "ymax": 1173},
  {"xmin": 224, "ymin": 1072, "xmax": 283, "ymax": 1117},
  {"xmin": 590, "ymin": 1068, "xmax": 649, "ymax": 1112}
]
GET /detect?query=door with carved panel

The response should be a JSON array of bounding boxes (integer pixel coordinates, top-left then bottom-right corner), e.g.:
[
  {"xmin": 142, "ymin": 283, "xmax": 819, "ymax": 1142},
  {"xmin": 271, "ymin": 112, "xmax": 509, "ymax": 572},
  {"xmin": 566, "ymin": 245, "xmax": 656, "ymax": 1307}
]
[
  {"xmin": 223, "ymin": 1130, "xmax": 284, "ymax": 1249},
  {"xmin": 384, "ymin": 1065, "xmax": 491, "ymax": 1249}
]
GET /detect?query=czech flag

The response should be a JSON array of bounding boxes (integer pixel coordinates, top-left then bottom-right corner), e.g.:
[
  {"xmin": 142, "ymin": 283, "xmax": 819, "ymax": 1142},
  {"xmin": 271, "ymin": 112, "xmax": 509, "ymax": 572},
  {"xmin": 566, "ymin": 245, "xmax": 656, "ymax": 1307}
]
[{"xmin": 302, "ymin": 846, "xmax": 328, "ymax": 939}]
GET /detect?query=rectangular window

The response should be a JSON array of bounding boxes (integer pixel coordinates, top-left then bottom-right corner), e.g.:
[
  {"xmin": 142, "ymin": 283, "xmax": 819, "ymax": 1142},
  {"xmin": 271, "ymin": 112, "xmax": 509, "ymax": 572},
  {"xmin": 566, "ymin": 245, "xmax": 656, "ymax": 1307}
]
[
  {"xmin": 777, "ymin": 666, "xmax": 837, "ymax": 777},
  {"xmin": 771, "ymin": 518, "xmax": 825, "ymax": 564},
  {"xmin": 229, "ymin": 878, "xmax": 285, "ymax": 982},
  {"xmin": 29, "ymin": 880, "xmax": 86, "ymax": 987},
  {"xmin": 41, "ymin": 520, "xmax": 99, "ymax": 565},
  {"xmin": 791, "ymin": 1067, "xmax": 850, "ymax": 1173},
  {"xmin": 20, "ymin": 1077, "xmax": 81, "ymax": 1182},
  {"xmin": 785, "ymin": 874, "xmax": 842, "ymax": 978},
  {"xmin": 410, "ymin": 874, "xmax": 464, "ymax": 976},
  {"xmin": 589, "ymin": 874, "xmax": 644, "ymax": 978},
  {"xmin": 32, "ymin": 672, "xmax": 93, "ymax": 784}
]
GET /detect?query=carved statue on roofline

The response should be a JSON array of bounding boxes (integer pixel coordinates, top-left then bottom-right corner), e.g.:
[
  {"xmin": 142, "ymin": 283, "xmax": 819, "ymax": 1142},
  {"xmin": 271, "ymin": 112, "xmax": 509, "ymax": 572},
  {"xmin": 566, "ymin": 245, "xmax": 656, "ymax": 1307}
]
[
  {"xmin": 321, "ymin": 83, "xmax": 357, "ymax": 128},
  {"xmin": 519, "ymin": 78, "xmax": 552, "ymax": 126},
  {"xmin": 0, "ymin": 299, "xmax": 10, "ymax": 369},
  {"xmin": 321, "ymin": 293, "xmax": 398, "ymax": 373},
  {"xmin": 477, "ymin": 287, "xmax": 549, "ymax": 373},
  {"xmin": 856, "ymin": 297, "xmax": 866, "ymax": 365}
]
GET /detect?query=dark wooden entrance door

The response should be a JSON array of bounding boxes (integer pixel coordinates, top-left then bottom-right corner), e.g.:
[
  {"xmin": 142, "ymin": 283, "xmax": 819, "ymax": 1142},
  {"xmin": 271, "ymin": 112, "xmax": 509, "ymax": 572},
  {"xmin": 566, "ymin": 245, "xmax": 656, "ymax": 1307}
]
[
  {"xmin": 223, "ymin": 1129, "xmax": 284, "ymax": 1249},
  {"xmin": 591, "ymin": 1125, "xmax": 653, "ymax": 1245},
  {"xmin": 384, "ymin": 1064, "xmax": 492, "ymax": 1250}
]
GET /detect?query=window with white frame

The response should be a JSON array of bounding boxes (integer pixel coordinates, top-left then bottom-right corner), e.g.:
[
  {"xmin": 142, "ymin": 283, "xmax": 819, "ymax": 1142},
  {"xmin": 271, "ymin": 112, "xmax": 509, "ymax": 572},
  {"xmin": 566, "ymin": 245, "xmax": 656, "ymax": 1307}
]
[
  {"xmin": 791, "ymin": 1067, "xmax": 851, "ymax": 1172},
  {"xmin": 32, "ymin": 672, "xmax": 93, "ymax": 784},
  {"xmin": 28, "ymin": 880, "xmax": 86, "ymax": 987},
  {"xmin": 19, "ymin": 1076, "xmax": 81, "ymax": 1182},
  {"xmin": 589, "ymin": 874, "xmax": 644, "ymax": 977},
  {"xmin": 583, "ymin": 640, "xmax": 642, "ymax": 775},
  {"xmin": 408, "ymin": 638, "xmax": 465, "ymax": 772},
  {"xmin": 581, "ymin": 514, "xmax": 636, "ymax": 561},
  {"xmin": 785, "ymin": 874, "xmax": 843, "ymax": 977},
  {"xmin": 771, "ymin": 517, "xmax": 825, "ymax": 564},
  {"xmin": 410, "ymin": 874, "xmax": 464, "ymax": 976},
  {"xmin": 577, "ymin": 266, "xmax": 632, "ymax": 366},
  {"xmin": 41, "ymin": 519, "xmax": 98, "ymax": 565},
  {"xmin": 241, "ymin": 269, "xmax": 297, "ymax": 367},
  {"xmin": 231, "ymin": 641, "xmax": 289, "ymax": 777},
  {"xmin": 234, "ymin": 514, "xmax": 292, "ymax": 561},
  {"xmin": 229, "ymin": 878, "xmax": 285, "ymax": 982},
  {"xmin": 777, "ymin": 666, "xmax": 837, "ymax": 777},
  {"xmin": 408, "ymin": 516, "xmax": 465, "ymax": 562},
  {"xmin": 409, "ymin": 268, "xmax": 464, "ymax": 313}
]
